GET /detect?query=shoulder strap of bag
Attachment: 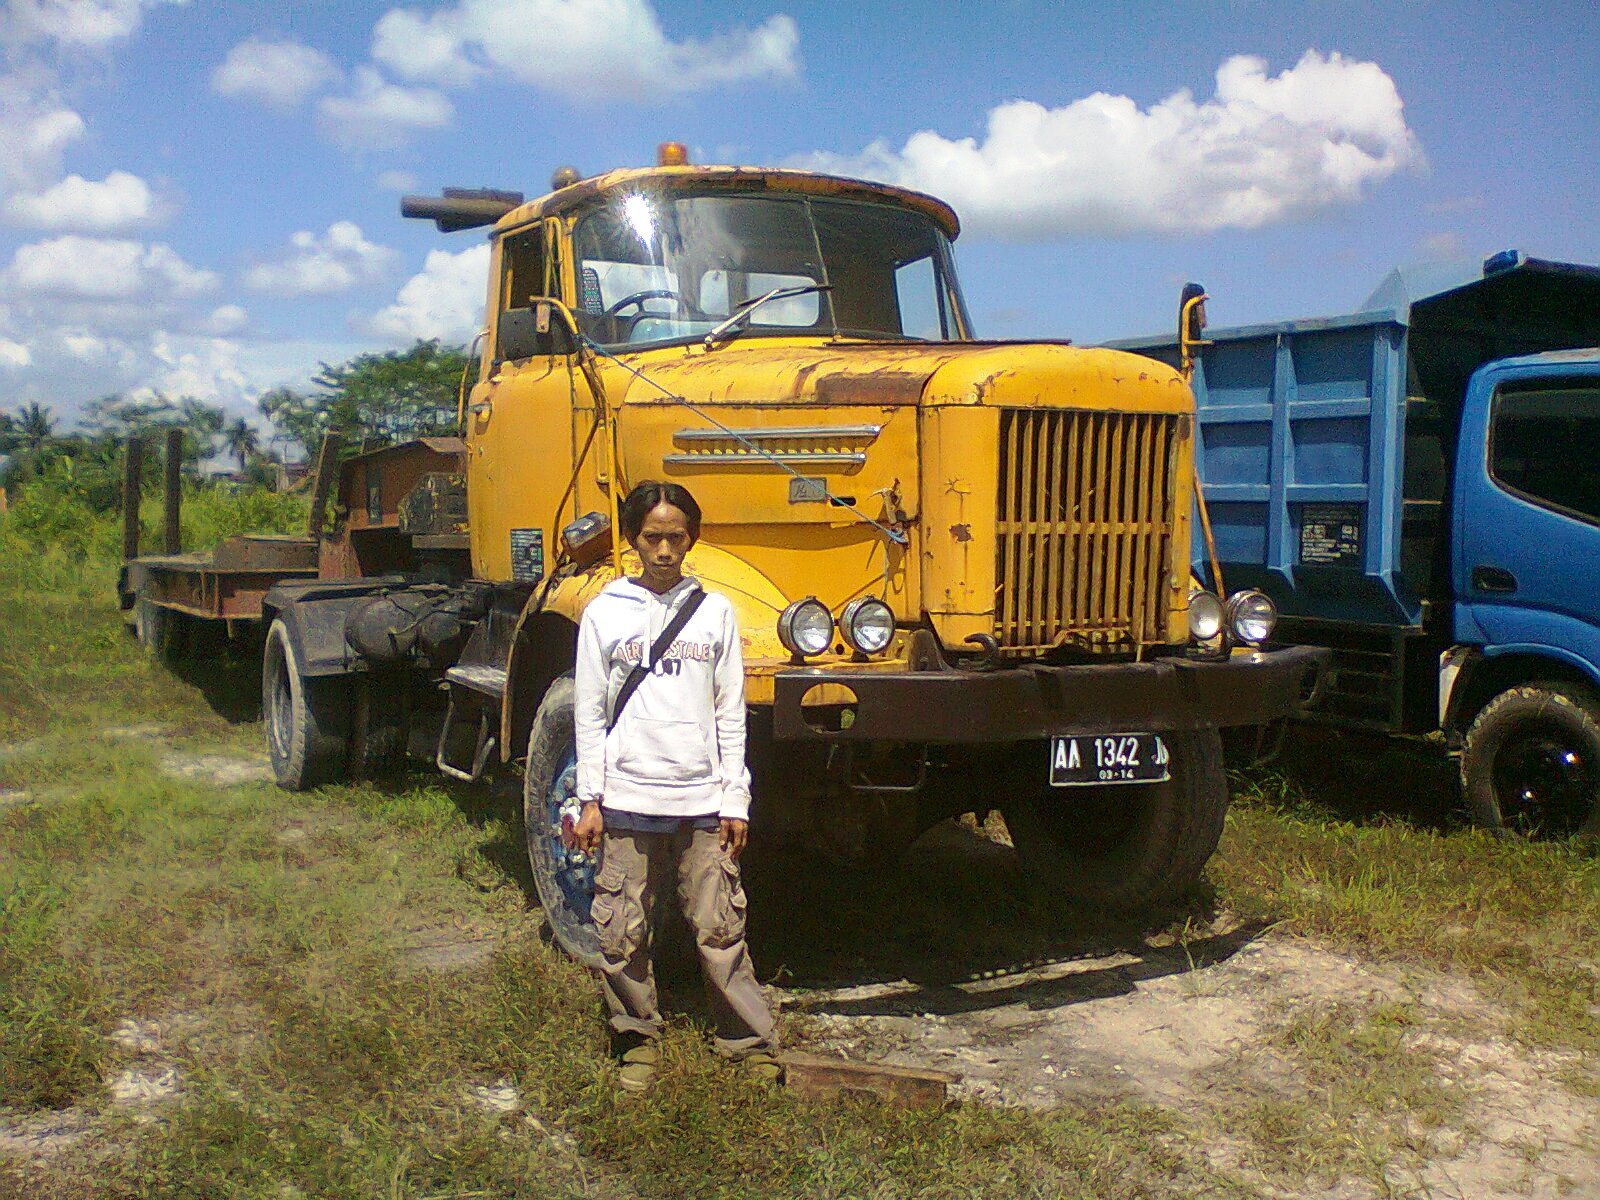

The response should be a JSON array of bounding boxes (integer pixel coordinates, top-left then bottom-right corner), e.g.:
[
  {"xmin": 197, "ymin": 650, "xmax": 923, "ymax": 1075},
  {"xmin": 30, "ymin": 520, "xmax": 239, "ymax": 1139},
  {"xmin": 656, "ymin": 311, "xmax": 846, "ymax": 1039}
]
[{"xmin": 607, "ymin": 584, "xmax": 707, "ymax": 731}]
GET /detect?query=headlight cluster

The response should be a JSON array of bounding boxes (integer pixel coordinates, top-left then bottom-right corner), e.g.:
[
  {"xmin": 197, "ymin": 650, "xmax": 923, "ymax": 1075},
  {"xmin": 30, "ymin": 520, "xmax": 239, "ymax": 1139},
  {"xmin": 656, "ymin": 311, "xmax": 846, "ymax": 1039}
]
[
  {"xmin": 1188, "ymin": 587, "xmax": 1277, "ymax": 649},
  {"xmin": 777, "ymin": 597, "xmax": 896, "ymax": 659}
]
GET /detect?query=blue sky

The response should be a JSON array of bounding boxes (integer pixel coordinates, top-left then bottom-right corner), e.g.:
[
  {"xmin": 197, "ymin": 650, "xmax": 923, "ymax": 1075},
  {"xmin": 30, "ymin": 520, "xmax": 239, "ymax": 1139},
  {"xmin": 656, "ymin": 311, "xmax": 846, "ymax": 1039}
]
[{"xmin": 2, "ymin": 0, "xmax": 1597, "ymax": 433}]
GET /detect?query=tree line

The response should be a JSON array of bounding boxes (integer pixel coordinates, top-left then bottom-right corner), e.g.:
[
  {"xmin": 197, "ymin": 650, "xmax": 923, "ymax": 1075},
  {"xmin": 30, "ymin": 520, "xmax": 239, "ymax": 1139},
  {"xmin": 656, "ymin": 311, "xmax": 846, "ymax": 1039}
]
[{"xmin": 1, "ymin": 339, "xmax": 470, "ymax": 511}]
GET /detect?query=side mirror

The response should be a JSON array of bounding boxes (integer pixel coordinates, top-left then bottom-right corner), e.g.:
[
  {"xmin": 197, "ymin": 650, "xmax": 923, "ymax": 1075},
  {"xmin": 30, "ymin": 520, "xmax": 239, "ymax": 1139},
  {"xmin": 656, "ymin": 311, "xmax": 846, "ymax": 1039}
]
[
  {"xmin": 1179, "ymin": 281, "xmax": 1207, "ymax": 344},
  {"xmin": 496, "ymin": 302, "xmax": 578, "ymax": 362}
]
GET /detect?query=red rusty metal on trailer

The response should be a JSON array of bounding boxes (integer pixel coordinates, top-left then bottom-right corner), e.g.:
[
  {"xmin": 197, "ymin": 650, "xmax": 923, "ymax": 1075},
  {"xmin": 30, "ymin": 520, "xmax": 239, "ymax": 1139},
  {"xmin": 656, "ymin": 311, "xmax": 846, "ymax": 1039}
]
[{"xmin": 120, "ymin": 436, "xmax": 468, "ymax": 625}]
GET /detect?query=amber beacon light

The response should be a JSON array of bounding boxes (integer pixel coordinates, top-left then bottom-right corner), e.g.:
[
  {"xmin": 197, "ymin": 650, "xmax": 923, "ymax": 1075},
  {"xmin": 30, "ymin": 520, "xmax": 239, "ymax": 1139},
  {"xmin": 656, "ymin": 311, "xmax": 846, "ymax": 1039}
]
[{"xmin": 657, "ymin": 141, "xmax": 689, "ymax": 166}]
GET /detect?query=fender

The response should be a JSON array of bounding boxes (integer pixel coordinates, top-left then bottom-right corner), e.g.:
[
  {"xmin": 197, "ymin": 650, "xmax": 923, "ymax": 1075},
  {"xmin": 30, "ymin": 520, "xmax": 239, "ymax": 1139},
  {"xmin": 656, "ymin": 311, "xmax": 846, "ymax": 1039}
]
[
  {"xmin": 498, "ymin": 541, "xmax": 794, "ymax": 759},
  {"xmin": 262, "ymin": 577, "xmax": 405, "ymax": 678},
  {"xmin": 1442, "ymin": 641, "xmax": 1600, "ymax": 736}
]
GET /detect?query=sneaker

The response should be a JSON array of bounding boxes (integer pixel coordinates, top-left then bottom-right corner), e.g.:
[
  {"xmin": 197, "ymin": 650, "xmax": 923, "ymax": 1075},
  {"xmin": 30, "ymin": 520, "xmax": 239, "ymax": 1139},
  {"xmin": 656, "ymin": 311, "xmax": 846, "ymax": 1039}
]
[
  {"xmin": 617, "ymin": 1039, "xmax": 659, "ymax": 1093},
  {"xmin": 738, "ymin": 1049, "xmax": 783, "ymax": 1085}
]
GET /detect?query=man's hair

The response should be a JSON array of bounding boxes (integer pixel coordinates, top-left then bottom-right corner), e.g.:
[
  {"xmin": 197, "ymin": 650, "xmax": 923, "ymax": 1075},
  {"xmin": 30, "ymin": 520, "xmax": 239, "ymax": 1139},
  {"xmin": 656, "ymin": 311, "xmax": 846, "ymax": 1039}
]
[{"xmin": 619, "ymin": 480, "xmax": 702, "ymax": 541}]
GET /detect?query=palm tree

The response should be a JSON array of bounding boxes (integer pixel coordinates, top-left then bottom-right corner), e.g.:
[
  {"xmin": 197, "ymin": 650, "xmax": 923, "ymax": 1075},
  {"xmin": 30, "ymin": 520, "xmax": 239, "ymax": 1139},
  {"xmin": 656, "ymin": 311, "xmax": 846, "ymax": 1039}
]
[
  {"xmin": 17, "ymin": 402, "xmax": 55, "ymax": 452},
  {"xmin": 223, "ymin": 417, "xmax": 260, "ymax": 473}
]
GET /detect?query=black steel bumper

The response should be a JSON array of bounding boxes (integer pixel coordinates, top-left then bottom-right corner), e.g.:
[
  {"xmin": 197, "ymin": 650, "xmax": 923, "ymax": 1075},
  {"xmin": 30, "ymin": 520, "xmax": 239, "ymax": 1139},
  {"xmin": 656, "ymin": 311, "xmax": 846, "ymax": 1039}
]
[{"xmin": 771, "ymin": 645, "xmax": 1330, "ymax": 742}]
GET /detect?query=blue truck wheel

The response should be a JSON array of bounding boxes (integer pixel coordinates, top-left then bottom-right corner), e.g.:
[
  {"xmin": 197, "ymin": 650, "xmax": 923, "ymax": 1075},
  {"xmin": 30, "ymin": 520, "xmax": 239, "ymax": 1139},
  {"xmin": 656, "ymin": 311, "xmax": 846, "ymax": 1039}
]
[
  {"xmin": 1461, "ymin": 684, "xmax": 1600, "ymax": 841},
  {"xmin": 522, "ymin": 673, "xmax": 603, "ymax": 967}
]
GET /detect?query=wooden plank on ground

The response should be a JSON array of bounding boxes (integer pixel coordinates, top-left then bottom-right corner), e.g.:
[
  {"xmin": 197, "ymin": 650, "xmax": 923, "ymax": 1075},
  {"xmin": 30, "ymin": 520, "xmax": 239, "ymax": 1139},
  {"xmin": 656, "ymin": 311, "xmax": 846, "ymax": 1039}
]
[{"xmin": 779, "ymin": 1051, "xmax": 958, "ymax": 1109}]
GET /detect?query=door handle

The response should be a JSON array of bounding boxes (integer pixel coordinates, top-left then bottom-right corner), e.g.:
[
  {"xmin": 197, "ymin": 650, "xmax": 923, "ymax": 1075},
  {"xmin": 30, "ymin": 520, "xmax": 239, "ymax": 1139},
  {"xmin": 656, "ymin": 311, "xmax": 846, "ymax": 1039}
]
[{"xmin": 1472, "ymin": 565, "xmax": 1517, "ymax": 594}]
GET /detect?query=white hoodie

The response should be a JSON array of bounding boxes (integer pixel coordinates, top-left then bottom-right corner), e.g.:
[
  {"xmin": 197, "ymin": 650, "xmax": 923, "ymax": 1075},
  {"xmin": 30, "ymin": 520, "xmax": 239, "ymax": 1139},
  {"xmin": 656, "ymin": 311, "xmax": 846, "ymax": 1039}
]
[{"xmin": 573, "ymin": 576, "xmax": 752, "ymax": 821}]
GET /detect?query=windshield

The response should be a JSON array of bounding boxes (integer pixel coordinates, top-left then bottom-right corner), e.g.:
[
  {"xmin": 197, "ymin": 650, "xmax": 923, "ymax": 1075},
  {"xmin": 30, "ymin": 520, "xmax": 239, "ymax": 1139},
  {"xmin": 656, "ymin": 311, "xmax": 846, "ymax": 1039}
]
[{"xmin": 571, "ymin": 191, "xmax": 972, "ymax": 349}]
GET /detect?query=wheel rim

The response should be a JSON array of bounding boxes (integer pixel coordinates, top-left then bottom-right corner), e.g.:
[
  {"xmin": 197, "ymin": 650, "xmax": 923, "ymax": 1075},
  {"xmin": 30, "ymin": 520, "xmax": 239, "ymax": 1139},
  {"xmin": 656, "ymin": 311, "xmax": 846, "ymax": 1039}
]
[
  {"xmin": 266, "ymin": 642, "xmax": 294, "ymax": 762},
  {"xmin": 1491, "ymin": 727, "xmax": 1596, "ymax": 837},
  {"xmin": 544, "ymin": 746, "xmax": 597, "ymax": 920}
]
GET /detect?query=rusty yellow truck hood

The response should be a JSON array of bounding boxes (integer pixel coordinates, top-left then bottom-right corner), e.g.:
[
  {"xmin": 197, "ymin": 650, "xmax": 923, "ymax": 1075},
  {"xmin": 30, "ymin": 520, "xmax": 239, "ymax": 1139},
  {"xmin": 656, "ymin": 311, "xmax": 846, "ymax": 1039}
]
[{"xmin": 597, "ymin": 338, "xmax": 1193, "ymax": 415}]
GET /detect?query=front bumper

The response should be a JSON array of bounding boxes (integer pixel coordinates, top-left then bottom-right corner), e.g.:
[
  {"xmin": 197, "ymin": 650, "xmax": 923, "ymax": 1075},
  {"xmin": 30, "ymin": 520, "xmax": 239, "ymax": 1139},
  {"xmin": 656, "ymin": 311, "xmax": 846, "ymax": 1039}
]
[{"xmin": 771, "ymin": 645, "xmax": 1329, "ymax": 742}]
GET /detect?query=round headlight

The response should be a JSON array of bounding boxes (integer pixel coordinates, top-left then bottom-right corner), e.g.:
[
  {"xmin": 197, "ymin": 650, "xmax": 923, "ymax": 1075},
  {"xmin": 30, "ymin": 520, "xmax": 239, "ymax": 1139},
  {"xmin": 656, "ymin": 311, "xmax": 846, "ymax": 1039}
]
[
  {"xmin": 777, "ymin": 598, "xmax": 834, "ymax": 658},
  {"xmin": 839, "ymin": 597, "xmax": 895, "ymax": 655},
  {"xmin": 1225, "ymin": 590, "xmax": 1277, "ymax": 646},
  {"xmin": 1188, "ymin": 589, "xmax": 1224, "ymax": 642}
]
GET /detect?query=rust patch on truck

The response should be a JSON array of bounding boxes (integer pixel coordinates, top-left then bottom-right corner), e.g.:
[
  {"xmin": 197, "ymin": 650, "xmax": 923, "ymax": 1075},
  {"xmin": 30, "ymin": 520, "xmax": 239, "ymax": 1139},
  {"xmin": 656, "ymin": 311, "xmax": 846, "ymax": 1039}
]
[
  {"xmin": 815, "ymin": 371, "xmax": 929, "ymax": 407},
  {"xmin": 949, "ymin": 523, "xmax": 972, "ymax": 543}
]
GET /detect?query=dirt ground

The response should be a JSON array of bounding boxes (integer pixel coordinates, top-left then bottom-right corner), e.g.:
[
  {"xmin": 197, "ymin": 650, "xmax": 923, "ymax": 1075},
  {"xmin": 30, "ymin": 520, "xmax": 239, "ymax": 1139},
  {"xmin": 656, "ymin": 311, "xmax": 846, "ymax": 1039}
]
[{"xmin": 770, "ymin": 824, "xmax": 1600, "ymax": 1200}]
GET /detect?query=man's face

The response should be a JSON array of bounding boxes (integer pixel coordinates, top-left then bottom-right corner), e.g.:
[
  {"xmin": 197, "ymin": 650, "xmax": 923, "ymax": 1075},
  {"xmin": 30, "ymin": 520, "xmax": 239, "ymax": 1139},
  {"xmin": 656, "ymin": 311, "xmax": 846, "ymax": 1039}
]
[{"xmin": 631, "ymin": 502, "xmax": 695, "ymax": 589}]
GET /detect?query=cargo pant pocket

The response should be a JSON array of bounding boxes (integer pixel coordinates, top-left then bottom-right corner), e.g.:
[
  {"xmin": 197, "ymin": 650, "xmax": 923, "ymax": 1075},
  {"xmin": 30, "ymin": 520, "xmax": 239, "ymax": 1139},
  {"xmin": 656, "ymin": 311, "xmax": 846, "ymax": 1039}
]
[
  {"xmin": 590, "ymin": 859, "xmax": 641, "ymax": 964},
  {"xmin": 706, "ymin": 855, "xmax": 748, "ymax": 949}
]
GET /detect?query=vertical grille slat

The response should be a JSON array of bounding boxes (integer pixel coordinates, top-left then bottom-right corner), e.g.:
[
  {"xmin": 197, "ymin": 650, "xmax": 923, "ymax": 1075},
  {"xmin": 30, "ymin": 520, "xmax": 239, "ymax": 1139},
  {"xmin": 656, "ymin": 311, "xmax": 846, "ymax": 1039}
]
[{"xmin": 994, "ymin": 408, "xmax": 1181, "ymax": 654}]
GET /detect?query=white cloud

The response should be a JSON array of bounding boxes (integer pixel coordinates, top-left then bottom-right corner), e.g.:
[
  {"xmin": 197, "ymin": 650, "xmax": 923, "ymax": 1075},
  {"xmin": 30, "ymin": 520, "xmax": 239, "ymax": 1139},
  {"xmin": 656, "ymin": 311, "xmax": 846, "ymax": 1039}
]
[
  {"xmin": 212, "ymin": 38, "xmax": 342, "ymax": 109},
  {"xmin": 366, "ymin": 243, "xmax": 489, "ymax": 343},
  {"xmin": 4, "ymin": 170, "xmax": 155, "ymax": 231},
  {"xmin": 6, "ymin": 235, "xmax": 216, "ymax": 301},
  {"xmin": 371, "ymin": 7, "xmax": 480, "ymax": 87},
  {"xmin": 804, "ymin": 51, "xmax": 1420, "ymax": 239},
  {"xmin": 376, "ymin": 169, "xmax": 420, "ymax": 192},
  {"xmin": 202, "ymin": 304, "xmax": 248, "ymax": 335},
  {"xmin": 316, "ymin": 67, "xmax": 453, "ymax": 151},
  {"xmin": 135, "ymin": 333, "xmax": 249, "ymax": 406},
  {"xmin": 242, "ymin": 221, "xmax": 398, "ymax": 297},
  {"xmin": 370, "ymin": 0, "xmax": 798, "ymax": 102},
  {"xmin": 0, "ymin": 72, "xmax": 87, "ymax": 196},
  {"xmin": 2, "ymin": 0, "xmax": 186, "ymax": 50},
  {"xmin": 0, "ymin": 339, "xmax": 32, "ymax": 368}
]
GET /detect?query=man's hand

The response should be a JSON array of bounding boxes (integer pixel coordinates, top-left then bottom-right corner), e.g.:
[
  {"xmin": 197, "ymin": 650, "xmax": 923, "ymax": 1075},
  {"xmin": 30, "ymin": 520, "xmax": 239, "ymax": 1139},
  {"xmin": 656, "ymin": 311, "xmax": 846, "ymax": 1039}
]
[
  {"xmin": 719, "ymin": 817, "xmax": 748, "ymax": 860},
  {"xmin": 573, "ymin": 801, "xmax": 603, "ymax": 854}
]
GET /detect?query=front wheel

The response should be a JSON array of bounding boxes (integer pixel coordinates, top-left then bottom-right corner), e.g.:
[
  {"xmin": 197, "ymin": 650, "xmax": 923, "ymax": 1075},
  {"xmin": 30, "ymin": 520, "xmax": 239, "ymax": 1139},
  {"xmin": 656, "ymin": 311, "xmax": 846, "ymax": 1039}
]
[
  {"xmin": 262, "ymin": 617, "xmax": 350, "ymax": 791},
  {"xmin": 1461, "ymin": 684, "xmax": 1600, "ymax": 841},
  {"xmin": 523, "ymin": 674, "xmax": 603, "ymax": 966},
  {"xmin": 1000, "ymin": 729, "xmax": 1228, "ymax": 911}
]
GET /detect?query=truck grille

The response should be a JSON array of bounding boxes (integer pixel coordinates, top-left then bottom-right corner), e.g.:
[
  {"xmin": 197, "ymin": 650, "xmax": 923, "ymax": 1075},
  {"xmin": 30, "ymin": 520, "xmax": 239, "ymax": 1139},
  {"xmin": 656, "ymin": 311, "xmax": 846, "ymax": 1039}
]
[{"xmin": 996, "ymin": 409, "xmax": 1181, "ymax": 653}]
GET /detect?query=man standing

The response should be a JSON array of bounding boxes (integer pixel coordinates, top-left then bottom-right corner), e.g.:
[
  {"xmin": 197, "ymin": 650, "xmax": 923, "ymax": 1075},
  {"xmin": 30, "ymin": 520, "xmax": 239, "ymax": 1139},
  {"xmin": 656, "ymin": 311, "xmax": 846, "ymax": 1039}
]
[{"xmin": 569, "ymin": 481, "xmax": 779, "ymax": 1092}]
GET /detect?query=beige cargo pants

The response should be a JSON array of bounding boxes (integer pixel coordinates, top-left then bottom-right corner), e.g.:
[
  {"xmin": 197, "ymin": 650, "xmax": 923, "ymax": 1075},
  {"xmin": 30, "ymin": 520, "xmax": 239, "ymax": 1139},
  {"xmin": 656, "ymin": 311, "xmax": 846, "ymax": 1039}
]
[{"xmin": 591, "ymin": 825, "xmax": 777, "ymax": 1057}]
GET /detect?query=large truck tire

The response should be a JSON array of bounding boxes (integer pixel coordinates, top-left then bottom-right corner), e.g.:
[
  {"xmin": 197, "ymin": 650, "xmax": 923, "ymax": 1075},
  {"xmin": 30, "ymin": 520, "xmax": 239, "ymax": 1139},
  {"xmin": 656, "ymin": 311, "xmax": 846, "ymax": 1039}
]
[
  {"xmin": 1000, "ymin": 729, "xmax": 1228, "ymax": 912},
  {"xmin": 262, "ymin": 617, "xmax": 351, "ymax": 791},
  {"xmin": 522, "ymin": 674, "xmax": 603, "ymax": 967},
  {"xmin": 1461, "ymin": 683, "xmax": 1600, "ymax": 841}
]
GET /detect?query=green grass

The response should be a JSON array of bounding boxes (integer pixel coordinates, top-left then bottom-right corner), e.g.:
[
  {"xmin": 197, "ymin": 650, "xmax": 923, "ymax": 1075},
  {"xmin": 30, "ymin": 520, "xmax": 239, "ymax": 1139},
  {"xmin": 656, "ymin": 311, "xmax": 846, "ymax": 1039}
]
[
  {"xmin": 1218, "ymin": 756, "xmax": 1600, "ymax": 1055},
  {"xmin": 1206, "ymin": 997, "xmax": 1465, "ymax": 1189},
  {"xmin": 3, "ymin": 500, "xmax": 1598, "ymax": 1198}
]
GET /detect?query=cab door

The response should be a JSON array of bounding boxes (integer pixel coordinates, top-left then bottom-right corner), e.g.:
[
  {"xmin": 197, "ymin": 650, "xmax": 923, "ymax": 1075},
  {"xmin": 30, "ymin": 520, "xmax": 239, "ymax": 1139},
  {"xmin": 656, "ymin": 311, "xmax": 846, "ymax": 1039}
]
[
  {"xmin": 467, "ymin": 220, "xmax": 582, "ymax": 584},
  {"xmin": 1454, "ymin": 361, "xmax": 1600, "ymax": 674}
]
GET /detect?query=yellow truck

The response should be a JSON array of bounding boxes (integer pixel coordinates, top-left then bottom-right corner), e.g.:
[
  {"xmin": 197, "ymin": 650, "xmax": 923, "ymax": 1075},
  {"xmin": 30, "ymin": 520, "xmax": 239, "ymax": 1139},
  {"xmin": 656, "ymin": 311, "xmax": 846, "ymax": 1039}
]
[{"xmin": 244, "ymin": 148, "xmax": 1324, "ymax": 960}]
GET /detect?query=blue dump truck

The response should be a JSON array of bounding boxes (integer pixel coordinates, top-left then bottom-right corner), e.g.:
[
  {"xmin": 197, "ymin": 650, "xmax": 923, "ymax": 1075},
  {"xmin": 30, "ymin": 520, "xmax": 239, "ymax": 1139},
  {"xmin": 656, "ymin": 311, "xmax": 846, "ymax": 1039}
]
[{"xmin": 1112, "ymin": 252, "xmax": 1600, "ymax": 839}]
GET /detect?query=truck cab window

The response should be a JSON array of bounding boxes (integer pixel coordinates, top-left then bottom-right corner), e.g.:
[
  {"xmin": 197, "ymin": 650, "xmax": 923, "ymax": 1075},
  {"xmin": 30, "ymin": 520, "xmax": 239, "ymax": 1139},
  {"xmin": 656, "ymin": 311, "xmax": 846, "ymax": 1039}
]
[
  {"xmin": 1489, "ymin": 380, "xmax": 1600, "ymax": 523},
  {"xmin": 501, "ymin": 229, "xmax": 547, "ymax": 308},
  {"xmin": 571, "ymin": 191, "xmax": 970, "ymax": 348}
]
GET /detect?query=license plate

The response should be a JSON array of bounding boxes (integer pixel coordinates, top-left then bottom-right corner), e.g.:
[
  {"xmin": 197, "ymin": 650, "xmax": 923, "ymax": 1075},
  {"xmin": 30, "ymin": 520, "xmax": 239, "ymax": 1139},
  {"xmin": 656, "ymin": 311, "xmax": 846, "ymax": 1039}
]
[{"xmin": 1049, "ymin": 734, "xmax": 1170, "ymax": 787}]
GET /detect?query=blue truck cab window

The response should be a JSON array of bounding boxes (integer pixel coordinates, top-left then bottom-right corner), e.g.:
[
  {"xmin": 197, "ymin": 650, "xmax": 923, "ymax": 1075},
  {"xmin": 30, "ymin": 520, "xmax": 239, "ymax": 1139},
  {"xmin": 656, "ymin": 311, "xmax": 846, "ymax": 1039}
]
[{"xmin": 1488, "ymin": 379, "xmax": 1600, "ymax": 525}]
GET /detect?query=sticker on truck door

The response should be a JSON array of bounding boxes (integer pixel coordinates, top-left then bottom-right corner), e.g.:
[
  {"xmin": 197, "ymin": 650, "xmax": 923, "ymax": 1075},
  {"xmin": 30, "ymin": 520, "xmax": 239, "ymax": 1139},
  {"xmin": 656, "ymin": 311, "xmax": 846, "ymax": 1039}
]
[
  {"xmin": 510, "ymin": 528, "xmax": 544, "ymax": 583},
  {"xmin": 1300, "ymin": 504, "xmax": 1363, "ymax": 566},
  {"xmin": 1049, "ymin": 734, "xmax": 1170, "ymax": 786}
]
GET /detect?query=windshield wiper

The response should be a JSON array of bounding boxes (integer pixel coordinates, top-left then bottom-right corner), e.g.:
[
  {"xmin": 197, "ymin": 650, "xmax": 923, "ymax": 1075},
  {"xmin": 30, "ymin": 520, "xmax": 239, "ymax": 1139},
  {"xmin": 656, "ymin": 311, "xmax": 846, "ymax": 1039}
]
[{"xmin": 702, "ymin": 284, "xmax": 832, "ymax": 350}]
